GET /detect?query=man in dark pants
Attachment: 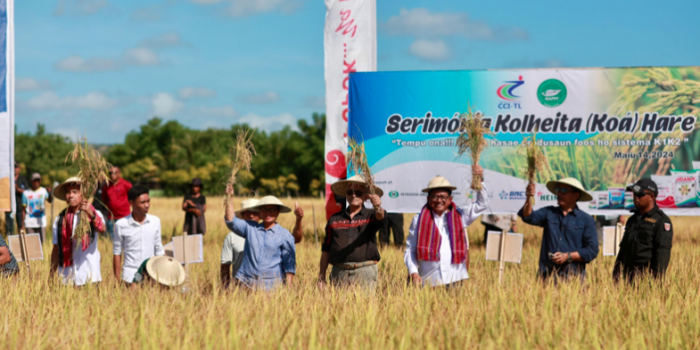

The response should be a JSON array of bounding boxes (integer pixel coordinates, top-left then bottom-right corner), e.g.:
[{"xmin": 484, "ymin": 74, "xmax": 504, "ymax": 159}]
[
  {"xmin": 613, "ymin": 179, "xmax": 673, "ymax": 283},
  {"xmin": 379, "ymin": 213, "xmax": 404, "ymax": 248},
  {"xmin": 5, "ymin": 162, "xmax": 29, "ymax": 235}
]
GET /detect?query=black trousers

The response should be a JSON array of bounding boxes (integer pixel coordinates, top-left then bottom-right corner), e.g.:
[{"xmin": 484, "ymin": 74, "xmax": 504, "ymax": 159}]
[
  {"xmin": 4, "ymin": 211, "xmax": 23, "ymax": 235},
  {"xmin": 379, "ymin": 213, "xmax": 404, "ymax": 247},
  {"xmin": 481, "ymin": 222, "xmax": 506, "ymax": 245}
]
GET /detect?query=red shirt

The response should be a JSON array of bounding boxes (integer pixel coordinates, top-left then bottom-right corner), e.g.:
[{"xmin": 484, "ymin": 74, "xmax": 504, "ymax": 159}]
[{"xmin": 101, "ymin": 179, "xmax": 132, "ymax": 219}]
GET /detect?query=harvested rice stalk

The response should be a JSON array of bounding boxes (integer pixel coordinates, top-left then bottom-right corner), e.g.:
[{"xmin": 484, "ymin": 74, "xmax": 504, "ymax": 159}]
[
  {"xmin": 66, "ymin": 137, "xmax": 110, "ymax": 242},
  {"xmin": 521, "ymin": 130, "xmax": 550, "ymax": 203},
  {"xmin": 347, "ymin": 138, "xmax": 380, "ymax": 210},
  {"xmin": 225, "ymin": 128, "xmax": 256, "ymax": 205},
  {"xmin": 456, "ymin": 104, "xmax": 494, "ymax": 190}
]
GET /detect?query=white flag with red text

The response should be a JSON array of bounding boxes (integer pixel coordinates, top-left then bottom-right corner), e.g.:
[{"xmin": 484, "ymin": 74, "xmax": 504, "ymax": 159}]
[{"xmin": 324, "ymin": 0, "xmax": 376, "ymax": 219}]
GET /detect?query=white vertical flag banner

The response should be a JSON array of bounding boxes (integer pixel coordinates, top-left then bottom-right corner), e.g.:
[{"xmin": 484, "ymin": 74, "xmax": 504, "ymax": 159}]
[
  {"xmin": 0, "ymin": 0, "xmax": 15, "ymax": 215},
  {"xmin": 323, "ymin": 0, "xmax": 376, "ymax": 219}
]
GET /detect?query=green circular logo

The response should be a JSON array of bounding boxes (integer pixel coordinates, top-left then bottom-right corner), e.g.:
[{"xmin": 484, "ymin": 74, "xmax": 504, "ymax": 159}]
[
  {"xmin": 537, "ymin": 79, "xmax": 567, "ymax": 107},
  {"xmin": 389, "ymin": 191, "xmax": 399, "ymax": 198}
]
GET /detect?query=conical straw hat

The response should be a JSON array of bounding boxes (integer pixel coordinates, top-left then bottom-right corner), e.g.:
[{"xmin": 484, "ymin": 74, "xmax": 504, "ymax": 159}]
[
  {"xmin": 330, "ymin": 175, "xmax": 384, "ymax": 197},
  {"xmin": 546, "ymin": 178, "xmax": 593, "ymax": 202},
  {"xmin": 145, "ymin": 256, "xmax": 186, "ymax": 287},
  {"xmin": 235, "ymin": 199, "xmax": 260, "ymax": 219},
  {"xmin": 53, "ymin": 176, "xmax": 82, "ymax": 201},
  {"xmin": 421, "ymin": 176, "xmax": 457, "ymax": 193},
  {"xmin": 252, "ymin": 196, "xmax": 292, "ymax": 213}
]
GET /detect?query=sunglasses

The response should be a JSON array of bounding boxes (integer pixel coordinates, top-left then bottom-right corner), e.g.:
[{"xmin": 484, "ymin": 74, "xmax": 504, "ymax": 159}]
[
  {"xmin": 634, "ymin": 192, "xmax": 652, "ymax": 198},
  {"xmin": 346, "ymin": 189, "xmax": 364, "ymax": 197},
  {"xmin": 554, "ymin": 187, "xmax": 572, "ymax": 195},
  {"xmin": 109, "ymin": 171, "xmax": 119, "ymax": 175}
]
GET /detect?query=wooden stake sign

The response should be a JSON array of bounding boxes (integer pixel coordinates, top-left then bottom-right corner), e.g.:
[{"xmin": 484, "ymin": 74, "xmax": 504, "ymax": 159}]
[
  {"xmin": 603, "ymin": 223, "xmax": 625, "ymax": 256},
  {"xmin": 8, "ymin": 232, "xmax": 44, "ymax": 266},
  {"xmin": 164, "ymin": 234, "xmax": 203, "ymax": 265},
  {"xmin": 485, "ymin": 230, "xmax": 524, "ymax": 284}
]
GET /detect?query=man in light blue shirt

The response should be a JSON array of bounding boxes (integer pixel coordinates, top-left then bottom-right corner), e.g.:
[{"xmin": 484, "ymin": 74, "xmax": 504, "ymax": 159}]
[{"xmin": 224, "ymin": 184, "xmax": 296, "ymax": 291}]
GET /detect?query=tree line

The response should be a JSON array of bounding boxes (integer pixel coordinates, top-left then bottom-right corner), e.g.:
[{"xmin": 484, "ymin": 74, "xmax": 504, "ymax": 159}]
[{"xmin": 15, "ymin": 113, "xmax": 326, "ymax": 197}]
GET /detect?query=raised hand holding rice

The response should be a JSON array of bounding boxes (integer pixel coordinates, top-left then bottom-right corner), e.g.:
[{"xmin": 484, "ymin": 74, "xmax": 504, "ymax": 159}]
[{"xmin": 456, "ymin": 104, "xmax": 494, "ymax": 190}]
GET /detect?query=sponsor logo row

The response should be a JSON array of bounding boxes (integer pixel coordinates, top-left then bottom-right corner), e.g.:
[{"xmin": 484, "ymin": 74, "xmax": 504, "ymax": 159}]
[{"xmin": 497, "ymin": 76, "xmax": 568, "ymax": 109}]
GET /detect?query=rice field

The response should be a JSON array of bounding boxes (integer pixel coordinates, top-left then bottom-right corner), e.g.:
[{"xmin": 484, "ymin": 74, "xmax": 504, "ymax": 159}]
[{"xmin": 2, "ymin": 196, "xmax": 700, "ymax": 349}]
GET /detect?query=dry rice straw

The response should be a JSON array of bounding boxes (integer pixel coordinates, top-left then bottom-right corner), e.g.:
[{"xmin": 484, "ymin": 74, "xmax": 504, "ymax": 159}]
[
  {"xmin": 456, "ymin": 104, "xmax": 493, "ymax": 190},
  {"xmin": 65, "ymin": 137, "xmax": 110, "ymax": 242},
  {"xmin": 347, "ymin": 138, "xmax": 380, "ymax": 210},
  {"xmin": 521, "ymin": 130, "xmax": 550, "ymax": 203},
  {"xmin": 225, "ymin": 128, "xmax": 256, "ymax": 205}
]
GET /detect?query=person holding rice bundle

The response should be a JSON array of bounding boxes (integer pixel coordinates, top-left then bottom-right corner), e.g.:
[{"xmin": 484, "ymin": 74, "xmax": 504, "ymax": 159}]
[
  {"xmin": 519, "ymin": 178, "xmax": 599, "ymax": 282},
  {"xmin": 318, "ymin": 175, "xmax": 385, "ymax": 293},
  {"xmin": 224, "ymin": 184, "xmax": 296, "ymax": 291},
  {"xmin": 404, "ymin": 165, "xmax": 488, "ymax": 288},
  {"xmin": 50, "ymin": 177, "xmax": 106, "ymax": 286}
]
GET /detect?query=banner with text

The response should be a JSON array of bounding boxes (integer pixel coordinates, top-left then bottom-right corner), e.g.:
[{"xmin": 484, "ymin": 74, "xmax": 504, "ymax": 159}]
[
  {"xmin": 323, "ymin": 0, "xmax": 376, "ymax": 219},
  {"xmin": 0, "ymin": 0, "xmax": 15, "ymax": 214},
  {"xmin": 348, "ymin": 67, "xmax": 700, "ymax": 215}
]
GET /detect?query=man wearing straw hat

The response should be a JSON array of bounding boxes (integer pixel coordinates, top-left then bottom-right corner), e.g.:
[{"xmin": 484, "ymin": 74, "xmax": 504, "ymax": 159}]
[
  {"xmin": 519, "ymin": 178, "xmax": 599, "ymax": 281},
  {"xmin": 220, "ymin": 199, "xmax": 305, "ymax": 288},
  {"xmin": 224, "ymin": 185, "xmax": 296, "ymax": 291},
  {"xmin": 50, "ymin": 177, "xmax": 106, "ymax": 286},
  {"xmin": 318, "ymin": 175, "xmax": 385, "ymax": 292},
  {"xmin": 404, "ymin": 166, "xmax": 488, "ymax": 288},
  {"xmin": 131, "ymin": 255, "xmax": 186, "ymax": 289}
]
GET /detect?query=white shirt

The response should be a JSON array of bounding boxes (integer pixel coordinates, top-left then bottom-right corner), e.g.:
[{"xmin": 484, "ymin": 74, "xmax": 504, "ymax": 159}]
[
  {"xmin": 404, "ymin": 186, "xmax": 489, "ymax": 287},
  {"xmin": 52, "ymin": 210, "xmax": 105, "ymax": 286},
  {"xmin": 113, "ymin": 214, "xmax": 165, "ymax": 283},
  {"xmin": 22, "ymin": 187, "xmax": 49, "ymax": 228},
  {"xmin": 220, "ymin": 232, "xmax": 246, "ymax": 277}
]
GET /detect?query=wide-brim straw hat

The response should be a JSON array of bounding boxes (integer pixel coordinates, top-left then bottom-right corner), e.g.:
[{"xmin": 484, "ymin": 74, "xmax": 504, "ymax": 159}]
[
  {"xmin": 421, "ymin": 176, "xmax": 457, "ymax": 193},
  {"xmin": 145, "ymin": 256, "xmax": 187, "ymax": 287},
  {"xmin": 252, "ymin": 196, "xmax": 292, "ymax": 213},
  {"xmin": 546, "ymin": 178, "xmax": 593, "ymax": 202},
  {"xmin": 53, "ymin": 176, "xmax": 82, "ymax": 201},
  {"xmin": 330, "ymin": 175, "xmax": 384, "ymax": 197},
  {"xmin": 235, "ymin": 198, "xmax": 260, "ymax": 219}
]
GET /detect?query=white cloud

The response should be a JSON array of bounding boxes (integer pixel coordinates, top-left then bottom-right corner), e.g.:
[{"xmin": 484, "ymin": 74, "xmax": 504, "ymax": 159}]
[
  {"xmin": 151, "ymin": 93, "xmax": 184, "ymax": 117},
  {"xmin": 123, "ymin": 48, "xmax": 161, "ymax": 66},
  {"xmin": 385, "ymin": 8, "xmax": 528, "ymax": 42},
  {"xmin": 237, "ymin": 91, "xmax": 280, "ymax": 104},
  {"xmin": 24, "ymin": 91, "xmax": 119, "ymax": 110},
  {"xmin": 303, "ymin": 96, "xmax": 325, "ymax": 109},
  {"xmin": 179, "ymin": 87, "xmax": 217, "ymax": 99},
  {"xmin": 408, "ymin": 39, "xmax": 451, "ymax": 62},
  {"xmin": 190, "ymin": 0, "xmax": 300, "ymax": 17},
  {"xmin": 138, "ymin": 32, "xmax": 185, "ymax": 49},
  {"xmin": 54, "ymin": 56, "xmax": 121, "ymax": 72},
  {"xmin": 54, "ymin": 0, "xmax": 111, "ymax": 16},
  {"xmin": 16, "ymin": 78, "xmax": 52, "ymax": 91},
  {"xmin": 238, "ymin": 112, "xmax": 297, "ymax": 131}
]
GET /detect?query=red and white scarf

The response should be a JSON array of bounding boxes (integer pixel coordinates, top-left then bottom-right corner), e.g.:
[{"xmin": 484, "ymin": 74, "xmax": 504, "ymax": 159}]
[{"xmin": 416, "ymin": 204, "xmax": 467, "ymax": 264}]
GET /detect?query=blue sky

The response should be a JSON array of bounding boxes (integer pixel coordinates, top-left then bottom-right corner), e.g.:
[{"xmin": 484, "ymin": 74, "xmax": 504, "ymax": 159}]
[{"xmin": 14, "ymin": 0, "xmax": 700, "ymax": 143}]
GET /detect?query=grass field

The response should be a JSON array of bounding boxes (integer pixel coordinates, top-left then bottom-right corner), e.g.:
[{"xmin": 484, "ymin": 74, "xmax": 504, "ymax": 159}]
[{"xmin": 2, "ymin": 196, "xmax": 700, "ymax": 349}]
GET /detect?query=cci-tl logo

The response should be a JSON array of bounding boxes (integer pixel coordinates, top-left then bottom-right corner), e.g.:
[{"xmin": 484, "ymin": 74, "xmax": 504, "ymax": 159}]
[{"xmin": 497, "ymin": 76, "xmax": 524, "ymax": 110}]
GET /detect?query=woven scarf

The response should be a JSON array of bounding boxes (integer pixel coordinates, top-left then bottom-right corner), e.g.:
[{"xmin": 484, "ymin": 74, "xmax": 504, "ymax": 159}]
[
  {"xmin": 57, "ymin": 205, "xmax": 104, "ymax": 268},
  {"xmin": 416, "ymin": 203, "xmax": 466, "ymax": 264}
]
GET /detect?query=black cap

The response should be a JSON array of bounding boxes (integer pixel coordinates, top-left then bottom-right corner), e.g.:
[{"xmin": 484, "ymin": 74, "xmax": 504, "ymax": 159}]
[
  {"xmin": 191, "ymin": 177, "xmax": 203, "ymax": 187},
  {"xmin": 14, "ymin": 161, "xmax": 19, "ymax": 168},
  {"xmin": 626, "ymin": 178, "xmax": 658, "ymax": 196}
]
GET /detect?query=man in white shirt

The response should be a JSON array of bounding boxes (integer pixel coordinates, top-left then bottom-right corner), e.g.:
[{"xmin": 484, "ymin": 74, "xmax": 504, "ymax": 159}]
[
  {"xmin": 50, "ymin": 177, "xmax": 106, "ymax": 286},
  {"xmin": 113, "ymin": 185, "xmax": 165, "ymax": 284},
  {"xmin": 404, "ymin": 165, "xmax": 489, "ymax": 288}
]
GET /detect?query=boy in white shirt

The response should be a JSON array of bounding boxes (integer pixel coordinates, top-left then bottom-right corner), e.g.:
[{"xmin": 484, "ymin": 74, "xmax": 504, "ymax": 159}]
[
  {"xmin": 113, "ymin": 185, "xmax": 165, "ymax": 284},
  {"xmin": 21, "ymin": 173, "xmax": 52, "ymax": 242}
]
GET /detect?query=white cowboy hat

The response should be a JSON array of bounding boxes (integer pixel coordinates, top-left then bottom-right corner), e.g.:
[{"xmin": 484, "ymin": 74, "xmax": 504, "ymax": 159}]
[
  {"xmin": 145, "ymin": 256, "xmax": 186, "ymax": 287},
  {"xmin": 235, "ymin": 199, "xmax": 260, "ymax": 219},
  {"xmin": 421, "ymin": 176, "xmax": 457, "ymax": 193},
  {"xmin": 330, "ymin": 175, "xmax": 384, "ymax": 197},
  {"xmin": 53, "ymin": 176, "xmax": 82, "ymax": 202},
  {"xmin": 252, "ymin": 196, "xmax": 292, "ymax": 213},
  {"xmin": 546, "ymin": 178, "xmax": 593, "ymax": 202}
]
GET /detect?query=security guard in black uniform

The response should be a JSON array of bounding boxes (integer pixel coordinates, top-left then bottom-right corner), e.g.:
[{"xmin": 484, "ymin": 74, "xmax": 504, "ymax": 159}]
[{"xmin": 613, "ymin": 178, "xmax": 673, "ymax": 283}]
